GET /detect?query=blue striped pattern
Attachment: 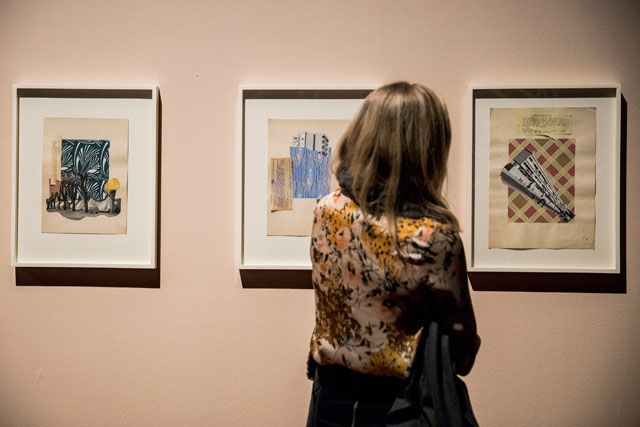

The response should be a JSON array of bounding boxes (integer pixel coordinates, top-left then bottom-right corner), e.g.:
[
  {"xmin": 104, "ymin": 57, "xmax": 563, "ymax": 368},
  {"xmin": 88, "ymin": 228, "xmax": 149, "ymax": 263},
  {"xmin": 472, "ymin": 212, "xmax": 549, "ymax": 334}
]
[{"xmin": 290, "ymin": 147, "xmax": 332, "ymax": 199}]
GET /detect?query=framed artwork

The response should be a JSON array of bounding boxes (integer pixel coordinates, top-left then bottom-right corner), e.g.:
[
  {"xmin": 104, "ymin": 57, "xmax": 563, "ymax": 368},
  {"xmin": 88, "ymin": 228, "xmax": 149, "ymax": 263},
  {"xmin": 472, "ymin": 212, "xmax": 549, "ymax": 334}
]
[
  {"xmin": 467, "ymin": 85, "xmax": 624, "ymax": 292},
  {"xmin": 238, "ymin": 87, "xmax": 373, "ymax": 288},
  {"xmin": 12, "ymin": 85, "xmax": 159, "ymax": 276}
]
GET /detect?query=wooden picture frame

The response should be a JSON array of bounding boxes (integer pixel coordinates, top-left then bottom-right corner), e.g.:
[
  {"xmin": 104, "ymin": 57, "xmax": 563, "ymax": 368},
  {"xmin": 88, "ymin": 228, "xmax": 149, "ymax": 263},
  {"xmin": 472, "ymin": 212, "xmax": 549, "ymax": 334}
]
[
  {"xmin": 12, "ymin": 85, "xmax": 159, "ymax": 286},
  {"xmin": 467, "ymin": 85, "xmax": 625, "ymax": 292},
  {"xmin": 238, "ymin": 87, "xmax": 373, "ymax": 288}
]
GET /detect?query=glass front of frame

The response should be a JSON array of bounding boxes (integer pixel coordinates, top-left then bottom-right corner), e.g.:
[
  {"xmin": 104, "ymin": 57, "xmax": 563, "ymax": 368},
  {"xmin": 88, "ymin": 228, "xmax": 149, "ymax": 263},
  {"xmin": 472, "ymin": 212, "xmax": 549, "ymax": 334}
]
[
  {"xmin": 469, "ymin": 86, "xmax": 620, "ymax": 274},
  {"xmin": 12, "ymin": 86, "xmax": 158, "ymax": 268},
  {"xmin": 241, "ymin": 88, "xmax": 371, "ymax": 269}
]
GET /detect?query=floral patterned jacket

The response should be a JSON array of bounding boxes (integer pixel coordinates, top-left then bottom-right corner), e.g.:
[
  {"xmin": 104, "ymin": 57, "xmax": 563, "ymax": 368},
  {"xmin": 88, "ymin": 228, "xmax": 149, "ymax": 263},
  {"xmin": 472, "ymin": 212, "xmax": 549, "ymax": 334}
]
[{"xmin": 309, "ymin": 189, "xmax": 480, "ymax": 379}]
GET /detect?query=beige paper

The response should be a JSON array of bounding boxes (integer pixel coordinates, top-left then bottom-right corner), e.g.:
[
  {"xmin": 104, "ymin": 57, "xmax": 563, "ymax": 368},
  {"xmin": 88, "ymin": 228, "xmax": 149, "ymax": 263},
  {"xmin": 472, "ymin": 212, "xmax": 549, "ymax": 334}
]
[
  {"xmin": 516, "ymin": 112, "xmax": 572, "ymax": 135},
  {"xmin": 269, "ymin": 157, "xmax": 293, "ymax": 211},
  {"xmin": 267, "ymin": 119, "xmax": 350, "ymax": 236},
  {"xmin": 488, "ymin": 107, "xmax": 596, "ymax": 249},
  {"xmin": 42, "ymin": 117, "xmax": 129, "ymax": 234}
]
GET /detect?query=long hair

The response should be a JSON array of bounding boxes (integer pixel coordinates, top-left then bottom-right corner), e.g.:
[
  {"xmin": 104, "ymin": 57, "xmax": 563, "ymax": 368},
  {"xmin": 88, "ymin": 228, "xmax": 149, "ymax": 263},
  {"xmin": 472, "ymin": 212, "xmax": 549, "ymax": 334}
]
[{"xmin": 334, "ymin": 81, "xmax": 459, "ymax": 234}]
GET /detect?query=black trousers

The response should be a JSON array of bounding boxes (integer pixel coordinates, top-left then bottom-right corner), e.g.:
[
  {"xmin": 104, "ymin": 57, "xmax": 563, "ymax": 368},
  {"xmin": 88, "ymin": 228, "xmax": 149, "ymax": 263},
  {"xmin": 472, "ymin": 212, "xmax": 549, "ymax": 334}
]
[{"xmin": 307, "ymin": 364, "xmax": 407, "ymax": 427}]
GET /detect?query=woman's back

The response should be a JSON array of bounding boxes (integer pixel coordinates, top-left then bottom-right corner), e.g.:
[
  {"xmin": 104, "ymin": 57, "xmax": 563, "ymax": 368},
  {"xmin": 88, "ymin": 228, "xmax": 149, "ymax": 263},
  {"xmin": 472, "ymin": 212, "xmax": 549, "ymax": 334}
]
[{"xmin": 310, "ymin": 188, "xmax": 478, "ymax": 380}]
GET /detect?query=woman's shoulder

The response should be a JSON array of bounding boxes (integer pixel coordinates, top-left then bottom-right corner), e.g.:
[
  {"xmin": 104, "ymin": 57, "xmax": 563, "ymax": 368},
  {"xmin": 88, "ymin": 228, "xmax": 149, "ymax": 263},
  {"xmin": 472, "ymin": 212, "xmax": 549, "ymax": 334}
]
[
  {"xmin": 394, "ymin": 215, "xmax": 461, "ymax": 263},
  {"xmin": 397, "ymin": 214, "xmax": 458, "ymax": 240},
  {"xmin": 315, "ymin": 188, "xmax": 356, "ymax": 212}
]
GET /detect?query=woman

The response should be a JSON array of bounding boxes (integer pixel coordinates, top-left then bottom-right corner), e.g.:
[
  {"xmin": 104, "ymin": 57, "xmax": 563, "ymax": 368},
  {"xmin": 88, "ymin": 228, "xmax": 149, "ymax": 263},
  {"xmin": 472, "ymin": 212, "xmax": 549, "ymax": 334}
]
[{"xmin": 306, "ymin": 82, "xmax": 480, "ymax": 426}]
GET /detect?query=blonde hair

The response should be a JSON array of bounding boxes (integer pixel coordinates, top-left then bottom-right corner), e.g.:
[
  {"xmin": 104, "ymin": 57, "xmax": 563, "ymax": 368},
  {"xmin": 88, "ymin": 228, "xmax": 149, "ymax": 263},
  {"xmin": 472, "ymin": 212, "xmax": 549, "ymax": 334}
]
[{"xmin": 335, "ymin": 81, "xmax": 459, "ymax": 233}]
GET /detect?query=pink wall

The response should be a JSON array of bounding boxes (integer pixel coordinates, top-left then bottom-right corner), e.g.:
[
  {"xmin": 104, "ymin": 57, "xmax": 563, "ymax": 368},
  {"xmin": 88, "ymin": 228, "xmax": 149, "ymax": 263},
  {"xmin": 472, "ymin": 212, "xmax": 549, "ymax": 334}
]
[{"xmin": 1, "ymin": 1, "xmax": 639, "ymax": 425}]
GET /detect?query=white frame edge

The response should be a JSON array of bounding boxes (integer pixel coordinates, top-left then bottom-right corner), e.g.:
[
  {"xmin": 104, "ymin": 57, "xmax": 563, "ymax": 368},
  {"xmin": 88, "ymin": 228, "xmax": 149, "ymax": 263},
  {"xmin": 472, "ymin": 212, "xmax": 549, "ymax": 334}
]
[
  {"xmin": 236, "ymin": 86, "xmax": 244, "ymax": 270},
  {"xmin": 149, "ymin": 85, "xmax": 159, "ymax": 269},
  {"xmin": 11, "ymin": 84, "xmax": 159, "ymax": 269},
  {"xmin": 466, "ymin": 83, "xmax": 622, "ymax": 274},
  {"xmin": 10, "ymin": 84, "xmax": 19, "ymax": 267},
  {"xmin": 237, "ymin": 84, "xmax": 378, "ymax": 271}
]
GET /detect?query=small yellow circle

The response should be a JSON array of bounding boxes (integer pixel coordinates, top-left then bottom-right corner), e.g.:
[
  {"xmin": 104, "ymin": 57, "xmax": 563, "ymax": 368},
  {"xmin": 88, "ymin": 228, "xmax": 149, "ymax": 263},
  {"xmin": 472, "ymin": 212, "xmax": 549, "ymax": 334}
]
[{"xmin": 105, "ymin": 178, "xmax": 120, "ymax": 192}]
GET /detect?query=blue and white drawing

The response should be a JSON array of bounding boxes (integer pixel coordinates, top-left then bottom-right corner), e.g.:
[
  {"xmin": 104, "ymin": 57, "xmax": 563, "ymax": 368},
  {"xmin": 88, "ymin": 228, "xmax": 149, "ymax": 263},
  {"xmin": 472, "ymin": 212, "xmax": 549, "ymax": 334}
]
[
  {"xmin": 46, "ymin": 139, "xmax": 122, "ymax": 219},
  {"xmin": 61, "ymin": 139, "xmax": 110, "ymax": 202},
  {"xmin": 290, "ymin": 132, "xmax": 332, "ymax": 199}
]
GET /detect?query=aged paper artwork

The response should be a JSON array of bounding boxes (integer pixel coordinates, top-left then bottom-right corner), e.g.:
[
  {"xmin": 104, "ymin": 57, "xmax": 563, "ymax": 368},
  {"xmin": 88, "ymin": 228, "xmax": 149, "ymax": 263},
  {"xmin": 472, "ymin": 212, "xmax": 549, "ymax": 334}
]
[
  {"xmin": 42, "ymin": 117, "xmax": 129, "ymax": 234},
  {"xmin": 489, "ymin": 108, "xmax": 596, "ymax": 249},
  {"xmin": 267, "ymin": 119, "xmax": 350, "ymax": 236},
  {"xmin": 270, "ymin": 157, "xmax": 293, "ymax": 211}
]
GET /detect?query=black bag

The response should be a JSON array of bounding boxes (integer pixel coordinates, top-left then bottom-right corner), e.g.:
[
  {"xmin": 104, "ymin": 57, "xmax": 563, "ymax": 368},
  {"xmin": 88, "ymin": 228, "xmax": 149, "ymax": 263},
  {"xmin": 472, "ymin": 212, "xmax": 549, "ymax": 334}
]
[{"xmin": 386, "ymin": 320, "xmax": 479, "ymax": 427}]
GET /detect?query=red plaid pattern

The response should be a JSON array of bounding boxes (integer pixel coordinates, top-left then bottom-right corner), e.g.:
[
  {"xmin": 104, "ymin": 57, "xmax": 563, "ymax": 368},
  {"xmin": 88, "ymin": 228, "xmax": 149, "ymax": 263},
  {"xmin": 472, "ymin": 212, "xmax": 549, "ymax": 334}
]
[{"xmin": 507, "ymin": 138, "xmax": 575, "ymax": 223}]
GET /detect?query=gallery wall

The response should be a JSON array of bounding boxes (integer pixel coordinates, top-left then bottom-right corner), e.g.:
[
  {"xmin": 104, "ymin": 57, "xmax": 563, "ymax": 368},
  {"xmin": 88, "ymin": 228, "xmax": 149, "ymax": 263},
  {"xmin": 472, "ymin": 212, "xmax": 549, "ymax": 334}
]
[{"xmin": 1, "ymin": 0, "xmax": 639, "ymax": 425}]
